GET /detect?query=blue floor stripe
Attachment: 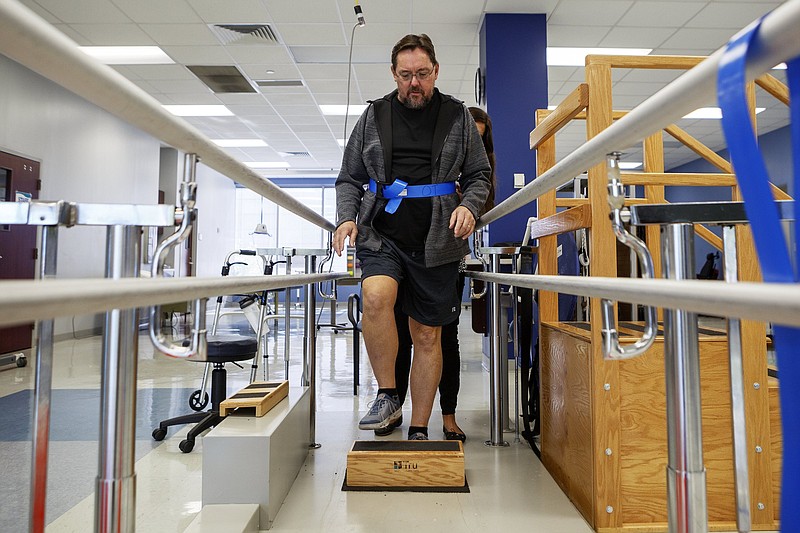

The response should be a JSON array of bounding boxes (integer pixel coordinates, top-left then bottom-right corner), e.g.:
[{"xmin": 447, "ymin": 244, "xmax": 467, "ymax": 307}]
[{"xmin": 0, "ymin": 388, "xmax": 198, "ymax": 441}]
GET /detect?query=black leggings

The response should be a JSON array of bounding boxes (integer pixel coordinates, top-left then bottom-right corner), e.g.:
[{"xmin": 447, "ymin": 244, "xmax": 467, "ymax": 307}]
[{"xmin": 393, "ymin": 274, "xmax": 465, "ymax": 415}]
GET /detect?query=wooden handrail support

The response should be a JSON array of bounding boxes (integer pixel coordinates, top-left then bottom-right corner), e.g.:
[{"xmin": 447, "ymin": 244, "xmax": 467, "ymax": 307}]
[
  {"xmin": 755, "ymin": 73, "xmax": 790, "ymax": 106},
  {"xmin": 665, "ymin": 124, "xmax": 791, "ymax": 200},
  {"xmin": 587, "ymin": 54, "xmax": 705, "ymax": 69},
  {"xmin": 530, "ymin": 84, "xmax": 588, "ymax": 149},
  {"xmin": 620, "ymin": 172, "xmax": 737, "ymax": 186},
  {"xmin": 528, "ymin": 204, "xmax": 592, "ymax": 241}
]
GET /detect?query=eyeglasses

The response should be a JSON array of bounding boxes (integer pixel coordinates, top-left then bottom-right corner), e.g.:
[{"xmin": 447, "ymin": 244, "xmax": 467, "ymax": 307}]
[{"xmin": 396, "ymin": 69, "xmax": 433, "ymax": 82}]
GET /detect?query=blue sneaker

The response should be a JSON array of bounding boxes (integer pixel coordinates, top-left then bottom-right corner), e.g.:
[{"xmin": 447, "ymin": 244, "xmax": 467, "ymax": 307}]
[{"xmin": 358, "ymin": 392, "xmax": 402, "ymax": 430}]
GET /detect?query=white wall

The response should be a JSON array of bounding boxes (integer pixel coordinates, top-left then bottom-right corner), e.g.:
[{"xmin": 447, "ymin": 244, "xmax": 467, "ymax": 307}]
[
  {"xmin": 194, "ymin": 165, "xmax": 236, "ymax": 278},
  {"xmin": 0, "ymin": 55, "xmax": 239, "ymax": 337},
  {"xmin": 0, "ymin": 55, "xmax": 160, "ymax": 336}
]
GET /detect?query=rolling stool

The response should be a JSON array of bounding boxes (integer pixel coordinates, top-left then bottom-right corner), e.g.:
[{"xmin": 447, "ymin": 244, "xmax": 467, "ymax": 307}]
[{"xmin": 152, "ymin": 334, "xmax": 258, "ymax": 453}]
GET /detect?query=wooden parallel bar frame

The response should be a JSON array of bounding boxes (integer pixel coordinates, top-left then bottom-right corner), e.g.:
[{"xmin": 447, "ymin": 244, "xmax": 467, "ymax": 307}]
[
  {"xmin": 534, "ymin": 54, "xmax": 789, "ymax": 532},
  {"xmin": 528, "ymin": 204, "xmax": 592, "ymax": 241},
  {"xmin": 530, "ymin": 84, "xmax": 588, "ymax": 149}
]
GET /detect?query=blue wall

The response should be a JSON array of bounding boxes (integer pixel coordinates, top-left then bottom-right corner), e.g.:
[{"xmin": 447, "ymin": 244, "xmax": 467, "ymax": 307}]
[{"xmin": 480, "ymin": 14, "xmax": 548, "ymax": 245}]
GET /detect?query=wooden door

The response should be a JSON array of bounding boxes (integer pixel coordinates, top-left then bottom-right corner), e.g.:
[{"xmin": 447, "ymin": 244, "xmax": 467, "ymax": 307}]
[{"xmin": 0, "ymin": 150, "xmax": 40, "ymax": 354}]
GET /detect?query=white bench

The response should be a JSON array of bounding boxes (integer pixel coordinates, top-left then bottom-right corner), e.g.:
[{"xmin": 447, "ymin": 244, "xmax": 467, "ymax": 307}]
[{"xmin": 201, "ymin": 386, "xmax": 311, "ymax": 529}]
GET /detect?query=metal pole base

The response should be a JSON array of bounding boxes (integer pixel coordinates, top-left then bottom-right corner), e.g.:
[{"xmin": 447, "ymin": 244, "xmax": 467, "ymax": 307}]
[
  {"xmin": 666, "ymin": 463, "xmax": 708, "ymax": 532},
  {"xmin": 309, "ymin": 443, "xmax": 321, "ymax": 449},
  {"xmin": 484, "ymin": 440, "xmax": 510, "ymax": 447},
  {"xmin": 95, "ymin": 475, "xmax": 136, "ymax": 533}
]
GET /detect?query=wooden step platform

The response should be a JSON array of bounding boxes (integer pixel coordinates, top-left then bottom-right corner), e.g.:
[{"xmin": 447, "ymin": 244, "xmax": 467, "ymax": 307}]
[
  {"xmin": 345, "ymin": 440, "xmax": 465, "ymax": 490},
  {"xmin": 220, "ymin": 380, "xmax": 288, "ymax": 417}
]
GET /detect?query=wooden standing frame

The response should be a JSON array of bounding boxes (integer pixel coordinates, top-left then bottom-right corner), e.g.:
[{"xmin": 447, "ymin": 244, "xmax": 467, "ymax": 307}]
[{"xmin": 531, "ymin": 55, "xmax": 786, "ymax": 532}]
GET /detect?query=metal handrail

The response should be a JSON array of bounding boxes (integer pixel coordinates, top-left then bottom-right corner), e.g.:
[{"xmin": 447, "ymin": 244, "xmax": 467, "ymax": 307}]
[
  {"xmin": 468, "ymin": 272, "xmax": 800, "ymax": 329},
  {"xmin": 0, "ymin": 272, "xmax": 347, "ymax": 328},
  {"xmin": 476, "ymin": 0, "xmax": 800, "ymax": 229},
  {"xmin": 0, "ymin": 0, "xmax": 334, "ymax": 232}
]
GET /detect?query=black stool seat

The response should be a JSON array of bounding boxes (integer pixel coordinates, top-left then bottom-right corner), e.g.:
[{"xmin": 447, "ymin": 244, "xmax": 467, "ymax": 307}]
[
  {"xmin": 206, "ymin": 334, "xmax": 258, "ymax": 361},
  {"xmin": 153, "ymin": 334, "xmax": 258, "ymax": 453}
]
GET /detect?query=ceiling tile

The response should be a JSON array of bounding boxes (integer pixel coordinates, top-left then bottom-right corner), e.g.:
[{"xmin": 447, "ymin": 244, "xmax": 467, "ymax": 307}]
[
  {"xmin": 298, "ymin": 64, "xmax": 352, "ymax": 80},
  {"xmin": 52, "ymin": 23, "xmax": 92, "ymax": 45},
  {"xmin": 485, "ymin": 0, "xmax": 562, "ymax": 14},
  {"xmin": 335, "ymin": 0, "xmax": 410, "ymax": 24},
  {"xmin": 347, "ymin": 24, "xmax": 416, "ymax": 46},
  {"xmin": 265, "ymin": 0, "xmax": 340, "ymax": 23},
  {"xmin": 599, "ymin": 26, "xmax": 677, "ymax": 48},
  {"xmin": 659, "ymin": 28, "xmax": 739, "ymax": 51},
  {"xmin": 30, "ymin": 0, "xmax": 129, "ymax": 23},
  {"xmin": 617, "ymin": 2, "xmax": 706, "ymax": 27},
  {"xmin": 69, "ymin": 23, "xmax": 154, "ymax": 45},
  {"xmin": 277, "ymin": 24, "xmax": 348, "ymax": 47},
  {"xmin": 550, "ymin": 1, "xmax": 635, "ymax": 26},
  {"xmin": 412, "ymin": 0, "xmax": 485, "ymax": 24},
  {"xmin": 161, "ymin": 45, "xmax": 231, "ymax": 64},
  {"xmin": 140, "ymin": 24, "xmax": 219, "ymax": 46},
  {"xmin": 547, "ymin": 25, "xmax": 612, "ymax": 47},
  {"xmin": 686, "ymin": 2, "xmax": 776, "ymax": 28},
  {"xmin": 111, "ymin": 0, "xmax": 201, "ymax": 23},
  {"xmin": 188, "ymin": 0, "xmax": 271, "ymax": 22}
]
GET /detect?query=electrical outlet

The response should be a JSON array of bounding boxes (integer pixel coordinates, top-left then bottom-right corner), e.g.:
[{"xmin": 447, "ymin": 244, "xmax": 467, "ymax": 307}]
[{"xmin": 514, "ymin": 173, "xmax": 525, "ymax": 188}]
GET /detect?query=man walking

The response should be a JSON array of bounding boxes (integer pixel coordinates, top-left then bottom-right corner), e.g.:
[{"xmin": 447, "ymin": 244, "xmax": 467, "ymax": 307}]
[{"xmin": 333, "ymin": 34, "xmax": 490, "ymax": 440}]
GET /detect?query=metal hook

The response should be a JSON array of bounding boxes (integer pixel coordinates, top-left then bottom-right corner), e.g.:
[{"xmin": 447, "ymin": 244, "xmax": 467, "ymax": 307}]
[
  {"xmin": 470, "ymin": 228, "xmax": 488, "ymax": 299},
  {"xmin": 601, "ymin": 152, "xmax": 658, "ymax": 360},
  {"xmin": 148, "ymin": 153, "xmax": 208, "ymax": 359}
]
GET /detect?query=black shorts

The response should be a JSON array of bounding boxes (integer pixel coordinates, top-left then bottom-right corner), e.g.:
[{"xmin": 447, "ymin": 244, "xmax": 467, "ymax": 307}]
[{"xmin": 357, "ymin": 238, "xmax": 460, "ymax": 326}]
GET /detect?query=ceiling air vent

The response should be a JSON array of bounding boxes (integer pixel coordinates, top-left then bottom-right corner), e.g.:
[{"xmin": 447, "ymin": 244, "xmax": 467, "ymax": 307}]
[
  {"xmin": 280, "ymin": 151, "xmax": 311, "ymax": 157},
  {"xmin": 187, "ymin": 65, "xmax": 255, "ymax": 93},
  {"xmin": 210, "ymin": 24, "xmax": 279, "ymax": 45},
  {"xmin": 255, "ymin": 79, "xmax": 304, "ymax": 88}
]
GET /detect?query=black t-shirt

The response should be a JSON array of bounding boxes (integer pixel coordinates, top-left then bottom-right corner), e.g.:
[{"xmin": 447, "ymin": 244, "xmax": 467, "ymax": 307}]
[{"xmin": 373, "ymin": 91, "xmax": 441, "ymax": 252}]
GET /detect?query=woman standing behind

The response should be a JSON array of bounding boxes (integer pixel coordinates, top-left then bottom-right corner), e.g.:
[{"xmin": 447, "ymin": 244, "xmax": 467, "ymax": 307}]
[{"xmin": 381, "ymin": 107, "xmax": 496, "ymax": 440}]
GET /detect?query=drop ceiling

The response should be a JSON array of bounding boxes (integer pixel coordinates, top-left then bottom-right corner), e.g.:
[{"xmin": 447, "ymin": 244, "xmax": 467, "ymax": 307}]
[{"xmin": 15, "ymin": 0, "xmax": 790, "ymax": 175}]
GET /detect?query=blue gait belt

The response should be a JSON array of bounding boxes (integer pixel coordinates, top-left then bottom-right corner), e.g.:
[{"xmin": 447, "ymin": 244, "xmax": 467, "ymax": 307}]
[
  {"xmin": 369, "ymin": 179, "xmax": 456, "ymax": 214},
  {"xmin": 719, "ymin": 14, "xmax": 800, "ymax": 531}
]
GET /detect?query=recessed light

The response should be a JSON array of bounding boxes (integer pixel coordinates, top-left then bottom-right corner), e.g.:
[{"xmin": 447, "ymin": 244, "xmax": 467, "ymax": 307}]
[
  {"xmin": 244, "ymin": 162, "xmax": 291, "ymax": 169},
  {"xmin": 79, "ymin": 46, "xmax": 174, "ymax": 65},
  {"xmin": 546, "ymin": 47, "xmax": 652, "ymax": 67},
  {"xmin": 337, "ymin": 139, "xmax": 346, "ymax": 146},
  {"xmin": 773, "ymin": 63, "xmax": 787, "ymax": 70},
  {"xmin": 683, "ymin": 107, "xmax": 765, "ymax": 119},
  {"xmin": 212, "ymin": 139, "xmax": 268, "ymax": 147},
  {"xmin": 319, "ymin": 104, "xmax": 369, "ymax": 115},
  {"xmin": 163, "ymin": 105, "xmax": 233, "ymax": 117},
  {"xmin": 266, "ymin": 69, "xmax": 275, "ymax": 74}
]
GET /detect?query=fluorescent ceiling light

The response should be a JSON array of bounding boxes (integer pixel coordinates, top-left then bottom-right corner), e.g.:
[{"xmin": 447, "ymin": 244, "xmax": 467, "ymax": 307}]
[
  {"xmin": 245, "ymin": 162, "xmax": 291, "ymax": 169},
  {"xmin": 619, "ymin": 162, "xmax": 642, "ymax": 170},
  {"xmin": 683, "ymin": 107, "xmax": 765, "ymax": 119},
  {"xmin": 163, "ymin": 105, "xmax": 233, "ymax": 117},
  {"xmin": 79, "ymin": 46, "xmax": 173, "ymax": 65},
  {"xmin": 212, "ymin": 139, "xmax": 268, "ymax": 147},
  {"xmin": 547, "ymin": 47, "xmax": 652, "ymax": 67},
  {"xmin": 319, "ymin": 104, "xmax": 368, "ymax": 115}
]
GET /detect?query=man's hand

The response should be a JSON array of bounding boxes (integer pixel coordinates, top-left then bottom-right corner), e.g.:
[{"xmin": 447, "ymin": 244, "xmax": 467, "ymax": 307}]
[
  {"xmin": 333, "ymin": 221, "xmax": 358, "ymax": 256},
  {"xmin": 449, "ymin": 206, "xmax": 476, "ymax": 240}
]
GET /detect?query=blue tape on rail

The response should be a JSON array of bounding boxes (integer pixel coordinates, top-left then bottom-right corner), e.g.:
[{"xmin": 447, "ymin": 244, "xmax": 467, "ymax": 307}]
[{"xmin": 718, "ymin": 16, "xmax": 800, "ymax": 530}]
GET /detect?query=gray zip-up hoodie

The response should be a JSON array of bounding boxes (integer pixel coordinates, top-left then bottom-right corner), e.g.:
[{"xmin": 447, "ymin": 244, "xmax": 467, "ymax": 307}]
[{"xmin": 335, "ymin": 90, "xmax": 491, "ymax": 268}]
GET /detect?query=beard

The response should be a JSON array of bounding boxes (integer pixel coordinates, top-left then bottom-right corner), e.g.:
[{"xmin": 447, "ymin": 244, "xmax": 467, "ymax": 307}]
[{"xmin": 400, "ymin": 88, "xmax": 431, "ymax": 110}]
